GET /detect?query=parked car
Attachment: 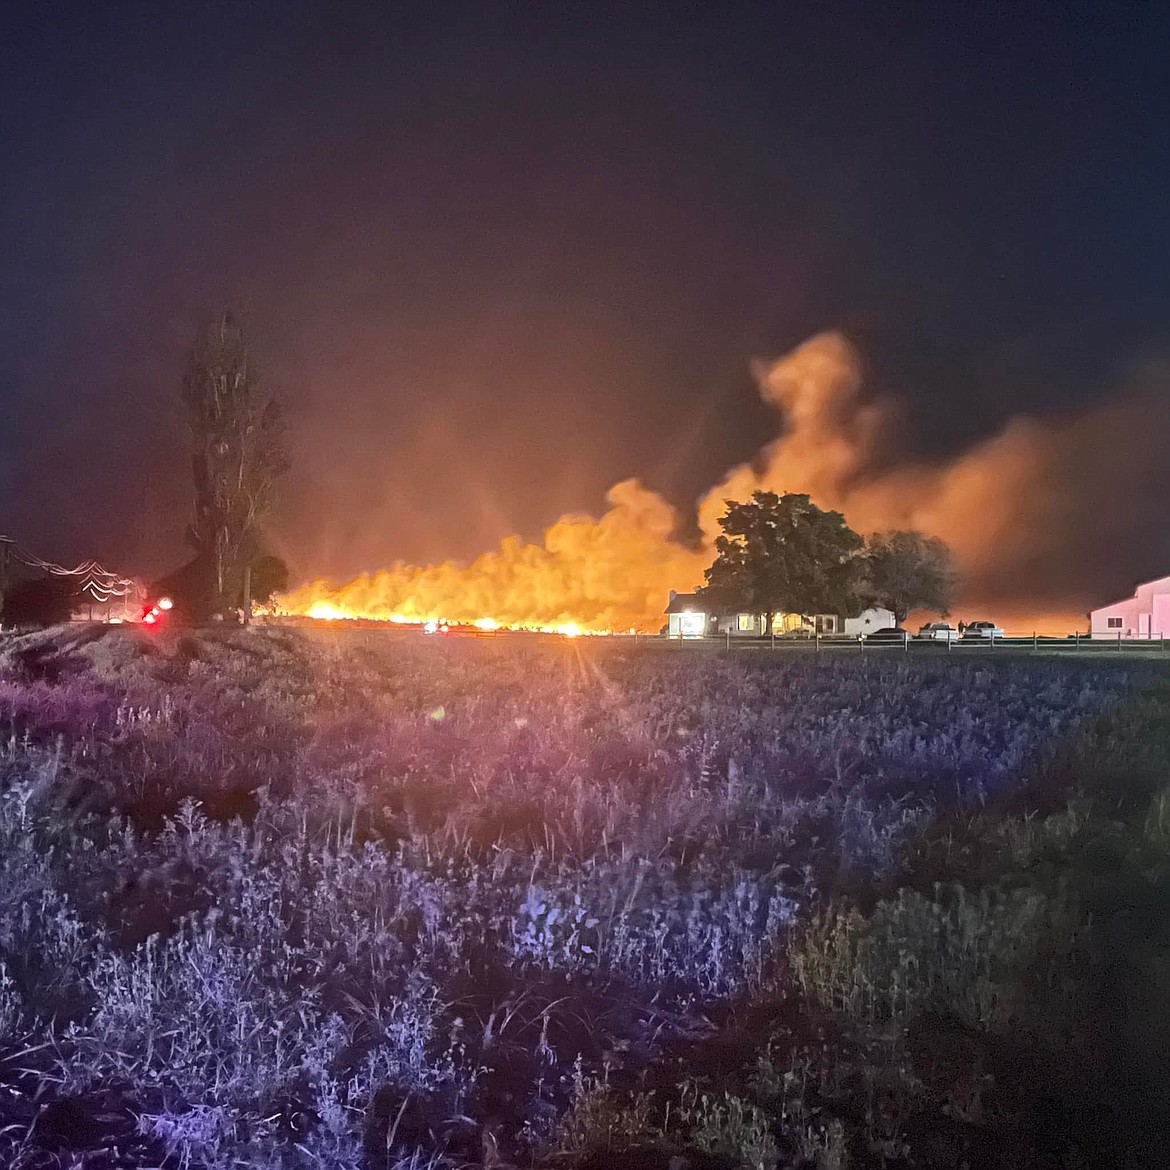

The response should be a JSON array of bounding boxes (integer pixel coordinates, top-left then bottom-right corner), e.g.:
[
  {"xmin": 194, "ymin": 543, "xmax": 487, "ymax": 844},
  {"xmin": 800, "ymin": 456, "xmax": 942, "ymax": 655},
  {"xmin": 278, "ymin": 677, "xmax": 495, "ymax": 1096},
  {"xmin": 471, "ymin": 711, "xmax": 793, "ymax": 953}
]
[
  {"xmin": 917, "ymin": 621, "xmax": 958, "ymax": 642},
  {"xmin": 777, "ymin": 626, "xmax": 814, "ymax": 639},
  {"xmin": 864, "ymin": 626, "xmax": 910, "ymax": 643},
  {"xmin": 961, "ymin": 620, "xmax": 1005, "ymax": 639}
]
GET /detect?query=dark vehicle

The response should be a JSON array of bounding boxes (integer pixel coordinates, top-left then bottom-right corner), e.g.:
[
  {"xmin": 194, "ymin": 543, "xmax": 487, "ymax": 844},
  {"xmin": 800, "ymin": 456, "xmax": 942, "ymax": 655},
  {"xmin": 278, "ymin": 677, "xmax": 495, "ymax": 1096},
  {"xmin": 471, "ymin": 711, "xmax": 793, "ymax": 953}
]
[{"xmin": 864, "ymin": 626, "xmax": 909, "ymax": 643}]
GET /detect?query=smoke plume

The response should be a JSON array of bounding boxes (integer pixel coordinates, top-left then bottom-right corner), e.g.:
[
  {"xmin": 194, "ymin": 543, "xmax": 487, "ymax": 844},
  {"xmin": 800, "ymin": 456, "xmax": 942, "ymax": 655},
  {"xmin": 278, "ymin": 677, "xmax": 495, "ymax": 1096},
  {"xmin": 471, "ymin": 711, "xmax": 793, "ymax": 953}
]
[{"xmin": 282, "ymin": 331, "xmax": 1170, "ymax": 631}]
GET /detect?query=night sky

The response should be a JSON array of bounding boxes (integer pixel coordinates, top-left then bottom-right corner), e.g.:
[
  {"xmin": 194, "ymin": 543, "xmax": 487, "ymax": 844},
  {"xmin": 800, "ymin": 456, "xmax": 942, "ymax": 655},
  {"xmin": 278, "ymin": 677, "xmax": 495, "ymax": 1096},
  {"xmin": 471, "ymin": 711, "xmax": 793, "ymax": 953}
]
[{"xmin": 3, "ymin": 2, "xmax": 1169, "ymax": 597}]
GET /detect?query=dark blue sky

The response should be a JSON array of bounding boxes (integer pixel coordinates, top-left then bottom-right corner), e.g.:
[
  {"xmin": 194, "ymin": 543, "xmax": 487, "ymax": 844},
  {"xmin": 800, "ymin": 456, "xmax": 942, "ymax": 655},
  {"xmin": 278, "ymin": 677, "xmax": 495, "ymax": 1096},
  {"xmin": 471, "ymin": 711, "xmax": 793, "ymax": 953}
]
[{"xmin": 2, "ymin": 2, "xmax": 1168, "ymax": 585}]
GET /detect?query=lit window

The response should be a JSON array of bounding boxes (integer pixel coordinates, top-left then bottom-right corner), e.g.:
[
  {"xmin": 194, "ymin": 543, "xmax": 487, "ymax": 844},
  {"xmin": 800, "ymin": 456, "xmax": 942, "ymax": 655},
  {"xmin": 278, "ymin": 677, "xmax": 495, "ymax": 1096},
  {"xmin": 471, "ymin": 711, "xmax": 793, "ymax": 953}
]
[
  {"xmin": 738, "ymin": 614, "xmax": 755, "ymax": 632},
  {"xmin": 1106, "ymin": 617, "xmax": 1123, "ymax": 629}
]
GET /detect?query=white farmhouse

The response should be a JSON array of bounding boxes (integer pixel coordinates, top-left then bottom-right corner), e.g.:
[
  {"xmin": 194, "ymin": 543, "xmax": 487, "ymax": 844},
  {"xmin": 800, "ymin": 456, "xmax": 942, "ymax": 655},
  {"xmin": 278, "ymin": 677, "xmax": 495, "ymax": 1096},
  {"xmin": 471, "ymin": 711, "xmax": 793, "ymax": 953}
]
[
  {"xmin": 1090, "ymin": 575, "xmax": 1170, "ymax": 640},
  {"xmin": 663, "ymin": 591, "xmax": 894, "ymax": 639}
]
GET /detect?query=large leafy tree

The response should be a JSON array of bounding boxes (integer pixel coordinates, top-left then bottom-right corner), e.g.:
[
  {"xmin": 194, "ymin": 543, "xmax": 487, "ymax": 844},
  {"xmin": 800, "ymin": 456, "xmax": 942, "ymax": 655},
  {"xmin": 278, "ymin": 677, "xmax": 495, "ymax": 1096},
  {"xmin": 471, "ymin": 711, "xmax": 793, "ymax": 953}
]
[
  {"xmin": 697, "ymin": 491, "xmax": 864, "ymax": 632},
  {"xmin": 863, "ymin": 529, "xmax": 955, "ymax": 624},
  {"xmin": 182, "ymin": 312, "xmax": 289, "ymax": 619}
]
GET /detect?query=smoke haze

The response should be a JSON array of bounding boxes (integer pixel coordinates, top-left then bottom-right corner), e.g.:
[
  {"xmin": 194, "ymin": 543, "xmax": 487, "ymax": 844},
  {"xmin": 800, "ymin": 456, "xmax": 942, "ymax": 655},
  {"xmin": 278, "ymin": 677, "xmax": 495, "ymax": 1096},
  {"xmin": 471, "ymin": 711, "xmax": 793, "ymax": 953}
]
[
  {"xmin": 284, "ymin": 332, "xmax": 1170, "ymax": 631},
  {"xmin": 4, "ymin": 5, "xmax": 1170, "ymax": 625},
  {"xmin": 703, "ymin": 333, "xmax": 1170, "ymax": 619}
]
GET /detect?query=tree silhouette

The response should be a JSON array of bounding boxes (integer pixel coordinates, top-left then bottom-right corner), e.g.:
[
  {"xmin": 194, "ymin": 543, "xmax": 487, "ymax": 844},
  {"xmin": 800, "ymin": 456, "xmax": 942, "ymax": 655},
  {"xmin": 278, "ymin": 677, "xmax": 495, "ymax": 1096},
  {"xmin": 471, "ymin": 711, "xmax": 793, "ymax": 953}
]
[
  {"xmin": 249, "ymin": 554, "xmax": 289, "ymax": 607},
  {"xmin": 697, "ymin": 491, "xmax": 864, "ymax": 632},
  {"xmin": 183, "ymin": 311, "xmax": 288, "ymax": 619},
  {"xmin": 863, "ymin": 530, "xmax": 956, "ymax": 624}
]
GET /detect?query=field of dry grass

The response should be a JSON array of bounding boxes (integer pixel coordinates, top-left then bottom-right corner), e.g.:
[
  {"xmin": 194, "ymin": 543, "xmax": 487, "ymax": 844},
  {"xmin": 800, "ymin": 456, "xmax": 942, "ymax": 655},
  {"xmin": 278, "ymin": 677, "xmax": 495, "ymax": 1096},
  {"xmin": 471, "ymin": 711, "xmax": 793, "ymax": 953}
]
[{"xmin": 0, "ymin": 624, "xmax": 1168, "ymax": 1169}]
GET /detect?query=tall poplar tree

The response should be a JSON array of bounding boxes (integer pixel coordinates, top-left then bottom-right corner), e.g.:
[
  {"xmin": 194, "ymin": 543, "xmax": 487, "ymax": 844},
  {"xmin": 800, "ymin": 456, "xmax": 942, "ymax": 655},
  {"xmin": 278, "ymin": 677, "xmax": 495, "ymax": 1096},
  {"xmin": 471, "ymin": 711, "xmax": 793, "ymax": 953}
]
[{"xmin": 182, "ymin": 311, "xmax": 288, "ymax": 619}]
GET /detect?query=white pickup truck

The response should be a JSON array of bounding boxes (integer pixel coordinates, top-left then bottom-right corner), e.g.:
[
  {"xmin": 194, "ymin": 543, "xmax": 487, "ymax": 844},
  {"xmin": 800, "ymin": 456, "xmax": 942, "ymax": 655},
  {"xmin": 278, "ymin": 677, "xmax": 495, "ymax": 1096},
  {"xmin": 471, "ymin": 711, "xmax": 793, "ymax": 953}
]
[{"xmin": 961, "ymin": 620, "xmax": 1005, "ymax": 640}]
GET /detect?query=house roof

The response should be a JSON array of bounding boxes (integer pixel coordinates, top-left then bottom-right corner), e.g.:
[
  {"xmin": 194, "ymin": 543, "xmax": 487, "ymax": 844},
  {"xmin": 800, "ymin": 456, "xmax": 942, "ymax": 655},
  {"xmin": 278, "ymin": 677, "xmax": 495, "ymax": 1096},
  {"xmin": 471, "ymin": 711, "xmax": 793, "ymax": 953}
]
[
  {"xmin": 664, "ymin": 593, "xmax": 703, "ymax": 614},
  {"xmin": 663, "ymin": 595, "xmax": 897, "ymax": 619},
  {"xmin": 1092, "ymin": 574, "xmax": 1170, "ymax": 613}
]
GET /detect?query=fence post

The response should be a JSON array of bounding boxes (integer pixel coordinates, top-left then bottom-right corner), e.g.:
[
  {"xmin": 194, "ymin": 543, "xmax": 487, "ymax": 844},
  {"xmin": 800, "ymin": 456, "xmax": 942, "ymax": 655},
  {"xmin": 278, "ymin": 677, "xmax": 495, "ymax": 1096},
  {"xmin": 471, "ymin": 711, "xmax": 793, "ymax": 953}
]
[
  {"xmin": 1118, "ymin": 630, "xmax": 1122, "ymax": 651},
  {"xmin": 1032, "ymin": 631, "xmax": 1037, "ymax": 653},
  {"xmin": 859, "ymin": 634, "xmax": 865, "ymax": 655},
  {"xmin": 815, "ymin": 631, "xmax": 820, "ymax": 654},
  {"xmin": 726, "ymin": 627, "xmax": 731, "ymax": 651},
  {"xmin": 903, "ymin": 630, "xmax": 908, "ymax": 652},
  {"xmin": 1075, "ymin": 631, "xmax": 1080, "ymax": 649}
]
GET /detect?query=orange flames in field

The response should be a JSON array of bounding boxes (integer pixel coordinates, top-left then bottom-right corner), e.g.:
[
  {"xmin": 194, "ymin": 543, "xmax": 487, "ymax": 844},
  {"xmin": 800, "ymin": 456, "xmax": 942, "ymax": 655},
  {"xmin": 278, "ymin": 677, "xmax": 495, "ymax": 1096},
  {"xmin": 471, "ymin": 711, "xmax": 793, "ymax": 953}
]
[
  {"xmin": 282, "ymin": 477, "xmax": 707, "ymax": 633},
  {"xmin": 279, "ymin": 331, "xmax": 1160, "ymax": 632}
]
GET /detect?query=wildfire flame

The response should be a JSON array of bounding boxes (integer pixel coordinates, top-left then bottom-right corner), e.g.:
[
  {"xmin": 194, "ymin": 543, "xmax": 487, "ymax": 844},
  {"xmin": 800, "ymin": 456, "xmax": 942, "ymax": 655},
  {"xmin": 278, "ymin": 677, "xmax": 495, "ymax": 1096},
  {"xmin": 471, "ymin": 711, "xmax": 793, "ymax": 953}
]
[
  {"xmin": 283, "ymin": 477, "xmax": 705, "ymax": 633},
  {"xmin": 279, "ymin": 330, "xmax": 1156, "ymax": 633}
]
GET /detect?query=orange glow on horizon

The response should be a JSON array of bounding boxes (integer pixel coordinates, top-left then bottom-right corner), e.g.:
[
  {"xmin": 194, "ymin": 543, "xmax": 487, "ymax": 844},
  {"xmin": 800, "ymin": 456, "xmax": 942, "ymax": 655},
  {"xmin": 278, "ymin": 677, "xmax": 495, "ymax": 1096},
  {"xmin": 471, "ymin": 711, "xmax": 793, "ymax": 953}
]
[{"xmin": 278, "ymin": 332, "xmax": 1109, "ymax": 636}]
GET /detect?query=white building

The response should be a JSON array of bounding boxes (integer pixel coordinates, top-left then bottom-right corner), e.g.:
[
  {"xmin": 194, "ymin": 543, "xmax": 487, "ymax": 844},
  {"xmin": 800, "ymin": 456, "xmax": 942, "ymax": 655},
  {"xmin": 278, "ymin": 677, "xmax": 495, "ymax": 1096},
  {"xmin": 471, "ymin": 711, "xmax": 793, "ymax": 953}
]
[
  {"xmin": 1090, "ymin": 576, "xmax": 1170, "ymax": 640},
  {"xmin": 663, "ymin": 593, "xmax": 748, "ymax": 638},
  {"xmin": 842, "ymin": 607, "xmax": 896, "ymax": 636},
  {"xmin": 663, "ymin": 592, "xmax": 894, "ymax": 639}
]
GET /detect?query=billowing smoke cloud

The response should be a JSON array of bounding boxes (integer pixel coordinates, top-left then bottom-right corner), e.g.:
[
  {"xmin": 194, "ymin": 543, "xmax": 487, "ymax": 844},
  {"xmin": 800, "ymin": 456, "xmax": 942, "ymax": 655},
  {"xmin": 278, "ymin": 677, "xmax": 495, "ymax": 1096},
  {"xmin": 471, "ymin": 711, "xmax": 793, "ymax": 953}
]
[
  {"xmin": 699, "ymin": 333, "xmax": 1059, "ymax": 607},
  {"xmin": 700, "ymin": 331, "xmax": 1170, "ymax": 622},
  {"xmin": 282, "ymin": 331, "xmax": 1170, "ymax": 630}
]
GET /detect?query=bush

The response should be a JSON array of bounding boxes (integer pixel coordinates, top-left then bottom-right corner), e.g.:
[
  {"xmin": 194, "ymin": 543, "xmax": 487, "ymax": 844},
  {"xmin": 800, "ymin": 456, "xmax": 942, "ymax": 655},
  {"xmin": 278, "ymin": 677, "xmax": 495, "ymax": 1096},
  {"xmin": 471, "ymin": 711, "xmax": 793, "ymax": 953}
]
[{"xmin": 792, "ymin": 883, "xmax": 1082, "ymax": 1030}]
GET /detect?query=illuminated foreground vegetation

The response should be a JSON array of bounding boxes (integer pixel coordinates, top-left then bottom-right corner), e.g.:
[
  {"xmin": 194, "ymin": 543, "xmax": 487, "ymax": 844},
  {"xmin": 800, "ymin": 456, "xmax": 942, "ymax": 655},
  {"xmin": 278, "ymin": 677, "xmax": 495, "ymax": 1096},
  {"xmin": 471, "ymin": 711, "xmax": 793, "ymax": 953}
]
[{"xmin": 0, "ymin": 626, "xmax": 1168, "ymax": 1168}]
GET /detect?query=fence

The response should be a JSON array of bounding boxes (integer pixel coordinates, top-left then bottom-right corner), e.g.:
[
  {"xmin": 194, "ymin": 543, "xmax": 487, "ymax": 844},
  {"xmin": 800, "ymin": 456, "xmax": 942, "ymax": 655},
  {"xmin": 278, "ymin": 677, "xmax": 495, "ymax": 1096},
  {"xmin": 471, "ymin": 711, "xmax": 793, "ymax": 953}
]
[{"xmin": 654, "ymin": 628, "xmax": 1170, "ymax": 654}]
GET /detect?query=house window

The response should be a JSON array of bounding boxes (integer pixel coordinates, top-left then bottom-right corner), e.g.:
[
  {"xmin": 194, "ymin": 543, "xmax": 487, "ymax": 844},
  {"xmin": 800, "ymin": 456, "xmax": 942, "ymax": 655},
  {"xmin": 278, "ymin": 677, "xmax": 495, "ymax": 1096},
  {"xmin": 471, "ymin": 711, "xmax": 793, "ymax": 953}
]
[
  {"xmin": 1106, "ymin": 617, "xmax": 1123, "ymax": 629},
  {"xmin": 737, "ymin": 614, "xmax": 755, "ymax": 632}
]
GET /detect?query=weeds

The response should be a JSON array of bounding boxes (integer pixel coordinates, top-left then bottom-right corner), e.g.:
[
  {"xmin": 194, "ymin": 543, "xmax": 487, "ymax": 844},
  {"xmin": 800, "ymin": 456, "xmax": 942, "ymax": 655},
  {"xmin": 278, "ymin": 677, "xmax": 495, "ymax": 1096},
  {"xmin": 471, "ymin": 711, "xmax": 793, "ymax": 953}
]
[
  {"xmin": 0, "ymin": 624, "xmax": 1158, "ymax": 1168},
  {"xmin": 553, "ymin": 1059, "xmax": 663, "ymax": 1155},
  {"xmin": 792, "ymin": 883, "xmax": 1082, "ymax": 1029},
  {"xmin": 674, "ymin": 1083, "xmax": 780, "ymax": 1169}
]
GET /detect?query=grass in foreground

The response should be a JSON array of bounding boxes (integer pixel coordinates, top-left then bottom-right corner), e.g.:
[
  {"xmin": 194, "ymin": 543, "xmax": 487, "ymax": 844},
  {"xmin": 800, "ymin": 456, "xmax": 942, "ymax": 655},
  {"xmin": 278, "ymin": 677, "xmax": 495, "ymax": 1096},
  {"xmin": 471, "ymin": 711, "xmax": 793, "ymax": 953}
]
[{"xmin": 0, "ymin": 624, "xmax": 1166, "ymax": 1168}]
